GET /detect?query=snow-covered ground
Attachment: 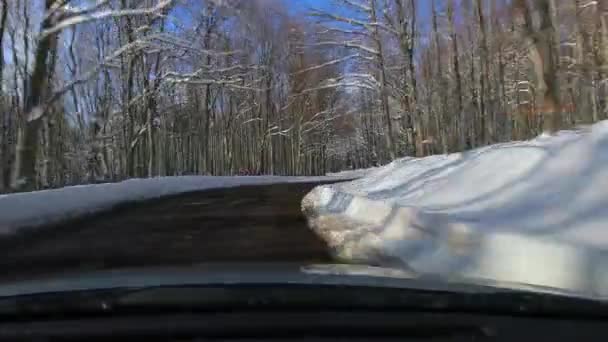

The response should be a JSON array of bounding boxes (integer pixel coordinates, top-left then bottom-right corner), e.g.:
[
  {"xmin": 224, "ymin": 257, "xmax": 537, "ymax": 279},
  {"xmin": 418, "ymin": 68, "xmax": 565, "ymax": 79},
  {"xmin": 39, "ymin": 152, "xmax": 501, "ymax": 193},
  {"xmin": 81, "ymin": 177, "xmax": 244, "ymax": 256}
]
[
  {"xmin": 303, "ymin": 121, "xmax": 608, "ymax": 298},
  {"xmin": 0, "ymin": 176, "xmax": 349, "ymax": 236}
]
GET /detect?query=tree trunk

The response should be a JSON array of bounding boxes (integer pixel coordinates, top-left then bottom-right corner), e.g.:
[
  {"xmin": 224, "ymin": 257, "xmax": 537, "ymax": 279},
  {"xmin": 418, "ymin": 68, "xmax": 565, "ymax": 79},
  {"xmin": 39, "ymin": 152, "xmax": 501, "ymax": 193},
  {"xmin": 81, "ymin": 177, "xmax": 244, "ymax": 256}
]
[
  {"xmin": 408, "ymin": 0, "xmax": 422, "ymax": 157},
  {"xmin": 476, "ymin": 0, "xmax": 490, "ymax": 144},
  {"xmin": 0, "ymin": 0, "xmax": 7, "ymax": 191},
  {"xmin": 538, "ymin": 0, "xmax": 562, "ymax": 131},
  {"xmin": 0, "ymin": 0, "xmax": 7, "ymax": 87},
  {"xmin": 371, "ymin": 0, "xmax": 396, "ymax": 160},
  {"xmin": 431, "ymin": 0, "xmax": 448, "ymax": 153},
  {"xmin": 595, "ymin": 0, "xmax": 608, "ymax": 119},
  {"xmin": 448, "ymin": 0, "xmax": 465, "ymax": 150},
  {"xmin": 11, "ymin": 0, "xmax": 56, "ymax": 191},
  {"xmin": 575, "ymin": 0, "xmax": 598, "ymax": 124}
]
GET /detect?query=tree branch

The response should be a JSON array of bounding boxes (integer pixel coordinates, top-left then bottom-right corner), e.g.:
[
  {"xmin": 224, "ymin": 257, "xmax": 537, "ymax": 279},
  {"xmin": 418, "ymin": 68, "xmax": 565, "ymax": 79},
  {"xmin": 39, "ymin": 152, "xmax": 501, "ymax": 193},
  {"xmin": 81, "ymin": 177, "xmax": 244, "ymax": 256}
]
[{"xmin": 42, "ymin": 0, "xmax": 174, "ymax": 39}]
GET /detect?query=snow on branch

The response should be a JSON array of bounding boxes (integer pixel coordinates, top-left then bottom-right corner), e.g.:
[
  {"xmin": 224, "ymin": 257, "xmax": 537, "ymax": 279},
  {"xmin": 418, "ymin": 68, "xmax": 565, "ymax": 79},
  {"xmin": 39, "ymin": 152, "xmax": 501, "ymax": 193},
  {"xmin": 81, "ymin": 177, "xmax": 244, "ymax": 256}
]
[
  {"xmin": 301, "ymin": 109, "xmax": 334, "ymax": 127},
  {"xmin": 318, "ymin": 27, "xmax": 370, "ymax": 37},
  {"xmin": 301, "ymin": 110, "xmax": 357, "ymax": 135},
  {"xmin": 294, "ymin": 81, "xmax": 374, "ymax": 96},
  {"xmin": 50, "ymin": 0, "xmax": 112, "ymax": 21},
  {"xmin": 47, "ymin": 34, "xmax": 163, "ymax": 105},
  {"xmin": 339, "ymin": 0, "xmax": 372, "ymax": 13},
  {"xmin": 292, "ymin": 54, "xmax": 363, "ymax": 75},
  {"xmin": 196, "ymin": 64, "xmax": 266, "ymax": 74},
  {"xmin": 369, "ymin": 21, "xmax": 399, "ymax": 35},
  {"xmin": 579, "ymin": 0, "xmax": 598, "ymax": 9},
  {"xmin": 267, "ymin": 125, "xmax": 294, "ymax": 137},
  {"xmin": 165, "ymin": 76, "xmax": 267, "ymax": 92},
  {"xmin": 42, "ymin": 0, "xmax": 174, "ymax": 39},
  {"xmin": 341, "ymin": 73, "xmax": 380, "ymax": 87},
  {"xmin": 46, "ymin": 0, "xmax": 75, "ymax": 21},
  {"xmin": 309, "ymin": 9, "xmax": 369, "ymax": 29},
  {"xmin": 310, "ymin": 40, "xmax": 379, "ymax": 56},
  {"xmin": 153, "ymin": 34, "xmax": 241, "ymax": 57}
]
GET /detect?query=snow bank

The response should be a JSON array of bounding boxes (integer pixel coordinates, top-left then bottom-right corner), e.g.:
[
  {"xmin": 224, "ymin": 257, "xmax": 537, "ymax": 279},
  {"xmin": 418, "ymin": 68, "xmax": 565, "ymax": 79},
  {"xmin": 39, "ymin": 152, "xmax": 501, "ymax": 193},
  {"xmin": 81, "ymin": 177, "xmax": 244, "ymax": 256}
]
[
  {"xmin": 0, "ymin": 176, "xmax": 347, "ymax": 236},
  {"xmin": 303, "ymin": 121, "xmax": 608, "ymax": 297},
  {"xmin": 326, "ymin": 165, "xmax": 382, "ymax": 179}
]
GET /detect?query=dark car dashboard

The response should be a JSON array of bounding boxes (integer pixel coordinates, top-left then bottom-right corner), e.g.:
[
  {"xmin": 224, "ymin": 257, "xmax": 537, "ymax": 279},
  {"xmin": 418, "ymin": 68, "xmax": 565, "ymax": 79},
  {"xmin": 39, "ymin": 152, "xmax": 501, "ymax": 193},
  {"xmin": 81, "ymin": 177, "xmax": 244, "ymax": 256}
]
[{"xmin": 0, "ymin": 264, "xmax": 606, "ymax": 341}]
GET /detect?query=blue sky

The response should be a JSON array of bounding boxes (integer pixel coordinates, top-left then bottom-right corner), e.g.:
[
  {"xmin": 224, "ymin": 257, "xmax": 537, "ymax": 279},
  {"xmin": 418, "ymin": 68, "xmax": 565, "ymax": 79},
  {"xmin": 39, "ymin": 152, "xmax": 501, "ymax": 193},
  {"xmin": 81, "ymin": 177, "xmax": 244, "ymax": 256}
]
[{"xmin": 290, "ymin": 0, "xmax": 433, "ymax": 23}]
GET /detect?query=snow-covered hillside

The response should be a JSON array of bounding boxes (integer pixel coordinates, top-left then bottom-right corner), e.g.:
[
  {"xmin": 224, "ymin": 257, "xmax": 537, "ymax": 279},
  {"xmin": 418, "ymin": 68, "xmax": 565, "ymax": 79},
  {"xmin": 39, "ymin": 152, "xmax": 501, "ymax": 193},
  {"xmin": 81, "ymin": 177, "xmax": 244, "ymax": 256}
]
[{"xmin": 303, "ymin": 121, "xmax": 608, "ymax": 297}]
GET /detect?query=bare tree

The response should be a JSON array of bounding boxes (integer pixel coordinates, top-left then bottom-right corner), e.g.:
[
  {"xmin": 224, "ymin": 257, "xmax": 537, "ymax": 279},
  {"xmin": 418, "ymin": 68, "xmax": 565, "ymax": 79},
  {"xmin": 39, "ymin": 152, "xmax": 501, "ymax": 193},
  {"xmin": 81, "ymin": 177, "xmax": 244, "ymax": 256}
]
[
  {"xmin": 515, "ymin": 0, "xmax": 562, "ymax": 132},
  {"xmin": 1, "ymin": 0, "xmax": 607, "ymax": 194},
  {"xmin": 0, "ymin": 0, "xmax": 7, "ymax": 191},
  {"xmin": 575, "ymin": 0, "xmax": 598, "ymax": 123},
  {"xmin": 0, "ymin": 0, "xmax": 7, "ymax": 86},
  {"xmin": 10, "ymin": 0, "xmax": 173, "ymax": 190},
  {"xmin": 447, "ymin": 0, "xmax": 465, "ymax": 150},
  {"xmin": 308, "ymin": 0, "xmax": 398, "ymax": 161},
  {"xmin": 595, "ymin": 0, "xmax": 608, "ymax": 118},
  {"xmin": 476, "ymin": 0, "xmax": 490, "ymax": 143},
  {"xmin": 11, "ymin": 0, "xmax": 58, "ymax": 191}
]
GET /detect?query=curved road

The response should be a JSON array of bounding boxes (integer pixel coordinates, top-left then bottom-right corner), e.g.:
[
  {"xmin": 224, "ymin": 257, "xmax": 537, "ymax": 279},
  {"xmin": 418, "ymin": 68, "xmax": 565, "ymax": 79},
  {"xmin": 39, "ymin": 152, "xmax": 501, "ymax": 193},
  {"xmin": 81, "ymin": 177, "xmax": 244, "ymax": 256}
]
[{"xmin": 0, "ymin": 181, "xmax": 343, "ymax": 281}]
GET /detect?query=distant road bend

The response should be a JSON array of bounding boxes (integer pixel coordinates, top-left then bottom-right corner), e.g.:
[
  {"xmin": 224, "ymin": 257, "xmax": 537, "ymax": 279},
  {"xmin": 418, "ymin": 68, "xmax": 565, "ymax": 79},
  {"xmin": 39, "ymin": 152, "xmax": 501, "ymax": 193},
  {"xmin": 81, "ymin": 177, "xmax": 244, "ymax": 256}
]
[{"xmin": 0, "ymin": 180, "xmax": 346, "ymax": 281}]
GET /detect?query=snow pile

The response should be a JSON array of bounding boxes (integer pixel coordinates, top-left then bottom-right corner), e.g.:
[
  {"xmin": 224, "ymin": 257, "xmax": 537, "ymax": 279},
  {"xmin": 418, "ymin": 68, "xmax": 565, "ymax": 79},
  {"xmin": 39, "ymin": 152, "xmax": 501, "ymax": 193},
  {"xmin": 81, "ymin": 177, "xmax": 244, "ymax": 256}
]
[
  {"xmin": 303, "ymin": 121, "xmax": 608, "ymax": 297},
  {"xmin": 326, "ymin": 167, "xmax": 377, "ymax": 179},
  {"xmin": 0, "ymin": 176, "xmax": 347, "ymax": 236},
  {"xmin": 326, "ymin": 165, "xmax": 384, "ymax": 179}
]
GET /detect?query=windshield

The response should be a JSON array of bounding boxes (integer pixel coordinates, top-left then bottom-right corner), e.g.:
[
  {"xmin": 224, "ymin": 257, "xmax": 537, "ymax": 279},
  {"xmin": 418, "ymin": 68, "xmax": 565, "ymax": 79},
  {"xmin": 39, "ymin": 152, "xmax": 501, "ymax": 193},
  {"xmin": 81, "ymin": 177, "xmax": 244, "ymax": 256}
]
[{"xmin": 0, "ymin": 0, "xmax": 607, "ymax": 301}]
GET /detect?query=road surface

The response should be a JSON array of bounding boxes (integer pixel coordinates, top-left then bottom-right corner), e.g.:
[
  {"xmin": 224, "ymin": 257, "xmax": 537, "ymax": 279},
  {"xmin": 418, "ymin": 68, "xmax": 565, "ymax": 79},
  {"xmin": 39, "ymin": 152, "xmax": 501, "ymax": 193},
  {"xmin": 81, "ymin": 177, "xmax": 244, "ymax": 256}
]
[{"xmin": 0, "ymin": 181, "xmax": 344, "ymax": 282}]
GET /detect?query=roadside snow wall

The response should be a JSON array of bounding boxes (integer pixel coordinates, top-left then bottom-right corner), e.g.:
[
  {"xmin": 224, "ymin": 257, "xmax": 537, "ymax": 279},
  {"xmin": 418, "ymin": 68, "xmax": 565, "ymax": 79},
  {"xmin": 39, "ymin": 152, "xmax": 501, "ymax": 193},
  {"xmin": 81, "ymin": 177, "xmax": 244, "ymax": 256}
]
[{"xmin": 303, "ymin": 121, "xmax": 608, "ymax": 297}]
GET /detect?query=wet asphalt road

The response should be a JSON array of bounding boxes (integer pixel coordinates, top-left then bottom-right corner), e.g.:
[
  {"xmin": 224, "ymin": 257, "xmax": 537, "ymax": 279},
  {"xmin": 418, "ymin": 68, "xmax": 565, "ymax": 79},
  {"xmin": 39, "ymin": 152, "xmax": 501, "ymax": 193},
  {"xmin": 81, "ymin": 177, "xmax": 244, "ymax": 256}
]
[{"xmin": 0, "ymin": 181, "xmax": 344, "ymax": 282}]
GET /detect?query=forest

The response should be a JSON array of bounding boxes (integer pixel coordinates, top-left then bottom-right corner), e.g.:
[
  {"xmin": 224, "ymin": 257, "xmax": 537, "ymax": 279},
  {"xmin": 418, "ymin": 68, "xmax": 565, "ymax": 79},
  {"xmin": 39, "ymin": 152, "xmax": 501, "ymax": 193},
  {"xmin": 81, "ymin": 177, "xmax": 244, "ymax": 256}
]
[{"xmin": 0, "ymin": 0, "xmax": 606, "ymax": 192}]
